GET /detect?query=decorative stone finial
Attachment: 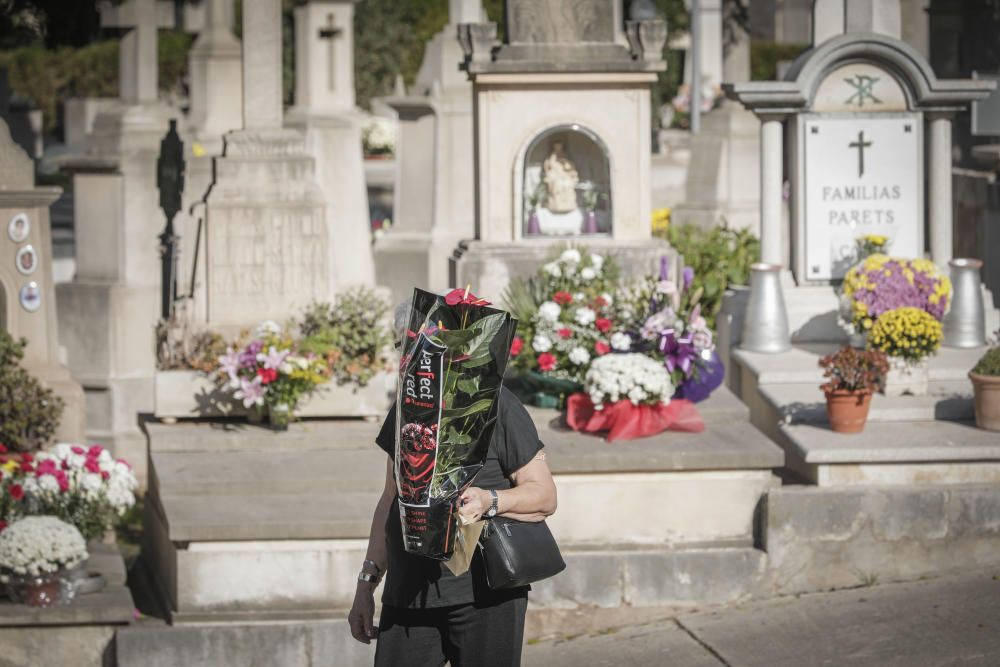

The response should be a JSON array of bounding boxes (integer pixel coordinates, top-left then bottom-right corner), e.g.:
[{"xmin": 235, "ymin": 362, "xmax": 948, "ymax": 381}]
[
  {"xmin": 458, "ymin": 22, "xmax": 499, "ymax": 65},
  {"xmin": 625, "ymin": 19, "xmax": 667, "ymax": 63}
]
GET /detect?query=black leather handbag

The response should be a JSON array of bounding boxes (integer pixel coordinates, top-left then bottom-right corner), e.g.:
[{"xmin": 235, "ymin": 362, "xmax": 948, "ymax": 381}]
[{"xmin": 477, "ymin": 516, "xmax": 566, "ymax": 589}]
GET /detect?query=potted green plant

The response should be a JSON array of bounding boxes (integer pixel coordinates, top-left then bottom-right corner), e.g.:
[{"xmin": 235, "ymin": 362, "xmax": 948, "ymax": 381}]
[
  {"xmin": 819, "ymin": 347, "xmax": 889, "ymax": 434},
  {"xmin": 0, "ymin": 332, "xmax": 64, "ymax": 458},
  {"xmin": 970, "ymin": 336, "xmax": 1000, "ymax": 432}
]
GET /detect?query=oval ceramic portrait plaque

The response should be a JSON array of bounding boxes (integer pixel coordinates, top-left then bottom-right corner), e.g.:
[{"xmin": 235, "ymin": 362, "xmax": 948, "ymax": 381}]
[
  {"xmin": 20, "ymin": 281, "xmax": 41, "ymax": 312},
  {"xmin": 16, "ymin": 244, "xmax": 38, "ymax": 275},
  {"xmin": 7, "ymin": 212, "xmax": 30, "ymax": 243}
]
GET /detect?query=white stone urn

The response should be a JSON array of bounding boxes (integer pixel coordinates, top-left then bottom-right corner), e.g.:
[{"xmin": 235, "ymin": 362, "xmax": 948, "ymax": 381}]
[{"xmin": 882, "ymin": 356, "xmax": 929, "ymax": 397}]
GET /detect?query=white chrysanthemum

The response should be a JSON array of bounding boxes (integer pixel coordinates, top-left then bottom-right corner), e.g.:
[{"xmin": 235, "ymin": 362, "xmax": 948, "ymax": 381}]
[
  {"xmin": 569, "ymin": 347, "xmax": 591, "ymax": 366},
  {"xmin": 610, "ymin": 332, "xmax": 632, "ymax": 351},
  {"xmin": 38, "ymin": 475, "xmax": 60, "ymax": 494},
  {"xmin": 538, "ymin": 301, "xmax": 561, "ymax": 322},
  {"xmin": 561, "ymin": 248, "xmax": 581, "ymax": 264},
  {"xmin": 543, "ymin": 262, "xmax": 562, "ymax": 278},
  {"xmin": 0, "ymin": 517, "xmax": 87, "ymax": 579},
  {"xmin": 601, "ymin": 292, "xmax": 613, "ymax": 306},
  {"xmin": 82, "ymin": 473, "xmax": 103, "ymax": 495},
  {"xmin": 532, "ymin": 334, "xmax": 553, "ymax": 353},
  {"xmin": 580, "ymin": 267, "xmax": 597, "ymax": 281},
  {"xmin": 584, "ymin": 353, "xmax": 673, "ymax": 409},
  {"xmin": 575, "ymin": 307, "xmax": 596, "ymax": 326},
  {"xmin": 590, "ymin": 254, "xmax": 604, "ymax": 271}
]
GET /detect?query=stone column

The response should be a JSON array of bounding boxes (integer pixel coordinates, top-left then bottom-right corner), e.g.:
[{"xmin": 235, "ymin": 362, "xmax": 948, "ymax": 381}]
[
  {"xmin": 243, "ymin": 0, "xmax": 283, "ymax": 129},
  {"xmin": 188, "ymin": 0, "xmax": 242, "ymax": 139},
  {"xmin": 450, "ymin": 0, "xmax": 484, "ymax": 23},
  {"xmin": 928, "ymin": 112, "xmax": 954, "ymax": 269},
  {"xmin": 759, "ymin": 115, "xmax": 784, "ymax": 266}
]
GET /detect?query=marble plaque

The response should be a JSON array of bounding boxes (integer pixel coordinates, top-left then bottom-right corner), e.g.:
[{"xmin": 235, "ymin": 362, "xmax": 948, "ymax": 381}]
[
  {"xmin": 813, "ymin": 63, "xmax": 908, "ymax": 113},
  {"xmin": 506, "ymin": 0, "xmax": 615, "ymax": 45},
  {"xmin": 801, "ymin": 114, "xmax": 922, "ymax": 281}
]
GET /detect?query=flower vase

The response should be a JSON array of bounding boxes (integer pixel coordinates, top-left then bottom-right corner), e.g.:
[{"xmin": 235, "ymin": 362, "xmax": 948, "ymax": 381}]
[
  {"xmin": 527, "ymin": 211, "xmax": 541, "ymax": 236},
  {"xmin": 943, "ymin": 258, "xmax": 986, "ymax": 348},
  {"xmin": 882, "ymin": 357, "xmax": 929, "ymax": 397},
  {"xmin": 268, "ymin": 403, "xmax": 291, "ymax": 431},
  {"xmin": 4, "ymin": 570, "xmax": 75, "ymax": 607},
  {"xmin": 583, "ymin": 210, "xmax": 599, "ymax": 234},
  {"xmin": 740, "ymin": 263, "xmax": 791, "ymax": 354}
]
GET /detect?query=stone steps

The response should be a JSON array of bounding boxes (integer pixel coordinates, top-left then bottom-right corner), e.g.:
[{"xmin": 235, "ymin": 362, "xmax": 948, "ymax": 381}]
[
  {"xmin": 145, "ymin": 419, "xmax": 382, "ymax": 454},
  {"xmin": 760, "ymin": 382, "xmax": 974, "ymax": 425},
  {"xmin": 151, "ymin": 448, "xmax": 388, "ymax": 497},
  {"xmin": 155, "ymin": 491, "xmax": 379, "ymax": 542}
]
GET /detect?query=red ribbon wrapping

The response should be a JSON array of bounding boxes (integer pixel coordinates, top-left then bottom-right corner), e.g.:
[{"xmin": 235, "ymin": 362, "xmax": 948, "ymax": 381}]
[{"xmin": 565, "ymin": 393, "xmax": 705, "ymax": 442}]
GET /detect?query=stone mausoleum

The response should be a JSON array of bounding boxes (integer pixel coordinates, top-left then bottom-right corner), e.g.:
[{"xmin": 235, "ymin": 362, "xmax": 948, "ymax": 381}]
[{"xmin": 451, "ymin": 0, "xmax": 675, "ymax": 301}]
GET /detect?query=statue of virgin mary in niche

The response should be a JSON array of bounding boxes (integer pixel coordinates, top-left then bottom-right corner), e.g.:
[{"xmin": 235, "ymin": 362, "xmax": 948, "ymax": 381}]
[{"xmin": 542, "ymin": 141, "xmax": 580, "ymax": 213}]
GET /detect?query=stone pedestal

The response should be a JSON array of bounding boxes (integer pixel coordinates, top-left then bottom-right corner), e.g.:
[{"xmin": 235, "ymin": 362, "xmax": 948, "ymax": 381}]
[
  {"xmin": 0, "ymin": 119, "xmax": 84, "ymax": 443},
  {"xmin": 373, "ymin": 3, "xmax": 480, "ymax": 303},
  {"xmin": 451, "ymin": 237, "xmax": 675, "ymax": 304},
  {"xmin": 672, "ymin": 103, "xmax": 761, "ymax": 232}
]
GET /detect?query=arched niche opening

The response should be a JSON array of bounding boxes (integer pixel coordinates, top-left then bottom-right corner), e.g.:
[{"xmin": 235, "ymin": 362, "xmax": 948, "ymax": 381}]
[{"xmin": 521, "ymin": 124, "xmax": 612, "ymax": 238}]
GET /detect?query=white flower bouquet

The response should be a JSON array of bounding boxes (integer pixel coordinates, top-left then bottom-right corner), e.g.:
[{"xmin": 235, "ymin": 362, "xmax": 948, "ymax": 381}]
[
  {"xmin": 0, "ymin": 516, "xmax": 87, "ymax": 579},
  {"xmin": 584, "ymin": 353, "xmax": 674, "ymax": 409}
]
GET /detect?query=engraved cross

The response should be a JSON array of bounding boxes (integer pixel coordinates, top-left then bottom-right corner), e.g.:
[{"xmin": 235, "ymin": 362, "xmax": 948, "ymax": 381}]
[
  {"xmin": 318, "ymin": 13, "xmax": 343, "ymax": 92},
  {"xmin": 848, "ymin": 130, "xmax": 872, "ymax": 178}
]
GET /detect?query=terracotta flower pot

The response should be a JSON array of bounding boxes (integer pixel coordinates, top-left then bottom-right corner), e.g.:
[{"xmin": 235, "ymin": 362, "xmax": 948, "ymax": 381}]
[
  {"xmin": 970, "ymin": 372, "xmax": 1000, "ymax": 432},
  {"xmin": 824, "ymin": 389, "xmax": 873, "ymax": 434}
]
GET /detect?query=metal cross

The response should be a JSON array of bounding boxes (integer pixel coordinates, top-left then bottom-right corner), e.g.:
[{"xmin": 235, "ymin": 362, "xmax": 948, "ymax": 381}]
[
  {"xmin": 848, "ymin": 130, "xmax": 872, "ymax": 178},
  {"xmin": 318, "ymin": 13, "xmax": 343, "ymax": 93},
  {"xmin": 844, "ymin": 74, "xmax": 882, "ymax": 108}
]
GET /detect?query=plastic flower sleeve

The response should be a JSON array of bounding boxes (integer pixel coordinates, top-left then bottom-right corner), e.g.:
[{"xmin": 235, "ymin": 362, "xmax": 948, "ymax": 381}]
[{"xmin": 395, "ymin": 288, "xmax": 517, "ymax": 560}]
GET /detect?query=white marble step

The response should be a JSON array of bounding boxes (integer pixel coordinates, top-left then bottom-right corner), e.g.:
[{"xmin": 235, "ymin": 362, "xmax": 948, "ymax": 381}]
[{"xmin": 761, "ymin": 382, "xmax": 974, "ymax": 425}]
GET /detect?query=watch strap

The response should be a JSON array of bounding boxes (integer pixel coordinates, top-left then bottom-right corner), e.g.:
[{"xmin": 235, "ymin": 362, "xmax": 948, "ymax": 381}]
[
  {"xmin": 487, "ymin": 489, "xmax": 499, "ymax": 517},
  {"xmin": 358, "ymin": 571, "xmax": 379, "ymax": 584}
]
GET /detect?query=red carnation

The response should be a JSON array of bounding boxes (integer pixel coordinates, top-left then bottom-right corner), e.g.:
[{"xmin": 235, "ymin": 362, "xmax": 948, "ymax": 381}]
[
  {"xmin": 88, "ymin": 445, "xmax": 104, "ymax": 458},
  {"xmin": 510, "ymin": 337, "xmax": 524, "ymax": 356},
  {"xmin": 72, "ymin": 446, "xmax": 86, "ymax": 455},
  {"xmin": 595, "ymin": 341, "xmax": 611, "ymax": 356},
  {"xmin": 257, "ymin": 367, "xmax": 278, "ymax": 384},
  {"xmin": 9, "ymin": 484, "xmax": 24, "ymax": 501},
  {"xmin": 553, "ymin": 291, "xmax": 573, "ymax": 305},
  {"xmin": 20, "ymin": 463, "xmax": 33, "ymax": 474},
  {"xmin": 558, "ymin": 328, "xmax": 572, "ymax": 339},
  {"xmin": 101, "ymin": 471, "xmax": 110, "ymax": 480},
  {"xmin": 85, "ymin": 459, "xmax": 101, "ymax": 474},
  {"xmin": 595, "ymin": 318, "xmax": 613, "ymax": 333},
  {"xmin": 537, "ymin": 352, "xmax": 557, "ymax": 372},
  {"xmin": 21, "ymin": 453, "xmax": 33, "ymax": 463}
]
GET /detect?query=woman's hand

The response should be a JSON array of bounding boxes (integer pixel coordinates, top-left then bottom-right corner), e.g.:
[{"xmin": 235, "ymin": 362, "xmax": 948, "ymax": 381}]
[
  {"xmin": 348, "ymin": 584, "xmax": 378, "ymax": 644},
  {"xmin": 457, "ymin": 487, "xmax": 492, "ymax": 523}
]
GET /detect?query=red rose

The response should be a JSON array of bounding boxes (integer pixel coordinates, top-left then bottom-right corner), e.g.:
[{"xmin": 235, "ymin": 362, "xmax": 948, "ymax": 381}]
[
  {"xmin": 553, "ymin": 291, "xmax": 573, "ymax": 305},
  {"xmin": 595, "ymin": 341, "xmax": 611, "ymax": 356},
  {"xmin": 257, "ymin": 367, "xmax": 278, "ymax": 384},
  {"xmin": 510, "ymin": 337, "xmax": 524, "ymax": 356},
  {"xmin": 595, "ymin": 318, "xmax": 613, "ymax": 333},
  {"xmin": 558, "ymin": 328, "xmax": 572, "ymax": 339},
  {"xmin": 9, "ymin": 484, "xmax": 24, "ymax": 501},
  {"xmin": 537, "ymin": 352, "xmax": 557, "ymax": 372}
]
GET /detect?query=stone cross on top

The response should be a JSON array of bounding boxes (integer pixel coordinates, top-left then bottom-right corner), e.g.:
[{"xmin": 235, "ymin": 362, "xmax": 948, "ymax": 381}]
[
  {"xmin": 294, "ymin": 0, "xmax": 361, "ymax": 113},
  {"xmin": 99, "ymin": 0, "xmax": 171, "ymax": 105}
]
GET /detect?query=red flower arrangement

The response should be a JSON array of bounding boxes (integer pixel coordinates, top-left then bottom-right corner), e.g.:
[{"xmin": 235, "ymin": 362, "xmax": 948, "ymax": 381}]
[{"xmin": 553, "ymin": 291, "xmax": 573, "ymax": 305}]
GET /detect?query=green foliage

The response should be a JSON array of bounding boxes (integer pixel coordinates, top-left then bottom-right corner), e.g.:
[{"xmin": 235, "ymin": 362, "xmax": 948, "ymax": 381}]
[
  {"xmin": 973, "ymin": 346, "xmax": 1000, "ymax": 376},
  {"xmin": 0, "ymin": 331, "xmax": 64, "ymax": 453},
  {"xmin": 661, "ymin": 223, "xmax": 760, "ymax": 329},
  {"xmin": 751, "ymin": 41, "xmax": 809, "ymax": 81},
  {"xmin": 0, "ymin": 31, "xmax": 191, "ymax": 135},
  {"xmin": 298, "ymin": 287, "xmax": 394, "ymax": 387}
]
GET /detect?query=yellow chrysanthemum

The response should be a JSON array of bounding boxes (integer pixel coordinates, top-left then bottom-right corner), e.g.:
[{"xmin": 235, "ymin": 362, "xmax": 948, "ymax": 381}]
[
  {"xmin": 868, "ymin": 307, "xmax": 942, "ymax": 361},
  {"xmin": 651, "ymin": 208, "xmax": 671, "ymax": 235}
]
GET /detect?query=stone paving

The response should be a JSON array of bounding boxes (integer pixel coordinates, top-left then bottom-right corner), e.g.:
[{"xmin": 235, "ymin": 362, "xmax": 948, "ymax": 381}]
[{"xmin": 524, "ymin": 569, "xmax": 1000, "ymax": 666}]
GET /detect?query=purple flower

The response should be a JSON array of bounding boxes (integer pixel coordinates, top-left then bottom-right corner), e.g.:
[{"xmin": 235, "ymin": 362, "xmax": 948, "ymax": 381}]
[
  {"xmin": 258, "ymin": 345, "xmax": 290, "ymax": 370},
  {"xmin": 218, "ymin": 347, "xmax": 241, "ymax": 380},
  {"xmin": 659, "ymin": 255, "xmax": 671, "ymax": 281},
  {"xmin": 233, "ymin": 376, "xmax": 265, "ymax": 408},
  {"xmin": 682, "ymin": 266, "xmax": 695, "ymax": 290},
  {"xmin": 659, "ymin": 329, "xmax": 699, "ymax": 378},
  {"xmin": 240, "ymin": 340, "xmax": 264, "ymax": 367}
]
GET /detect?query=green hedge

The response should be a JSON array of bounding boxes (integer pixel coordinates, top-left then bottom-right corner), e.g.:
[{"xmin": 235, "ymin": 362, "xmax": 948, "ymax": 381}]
[
  {"xmin": 751, "ymin": 41, "xmax": 809, "ymax": 81},
  {"xmin": 0, "ymin": 31, "xmax": 192, "ymax": 134}
]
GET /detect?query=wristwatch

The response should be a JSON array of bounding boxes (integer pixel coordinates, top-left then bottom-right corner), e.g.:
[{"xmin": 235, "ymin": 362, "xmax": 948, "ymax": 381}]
[
  {"xmin": 486, "ymin": 489, "xmax": 499, "ymax": 518},
  {"xmin": 358, "ymin": 559, "xmax": 382, "ymax": 585}
]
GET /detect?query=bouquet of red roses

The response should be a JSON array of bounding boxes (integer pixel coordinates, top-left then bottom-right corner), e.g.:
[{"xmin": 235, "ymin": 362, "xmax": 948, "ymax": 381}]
[{"xmin": 395, "ymin": 288, "xmax": 517, "ymax": 560}]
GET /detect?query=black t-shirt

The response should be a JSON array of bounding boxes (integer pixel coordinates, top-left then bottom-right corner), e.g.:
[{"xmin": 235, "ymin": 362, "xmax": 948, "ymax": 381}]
[{"xmin": 375, "ymin": 386, "xmax": 544, "ymax": 609}]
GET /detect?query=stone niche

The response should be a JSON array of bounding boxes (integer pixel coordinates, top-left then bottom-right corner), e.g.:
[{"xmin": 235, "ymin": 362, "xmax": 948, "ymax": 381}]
[{"xmin": 451, "ymin": 0, "xmax": 674, "ymax": 301}]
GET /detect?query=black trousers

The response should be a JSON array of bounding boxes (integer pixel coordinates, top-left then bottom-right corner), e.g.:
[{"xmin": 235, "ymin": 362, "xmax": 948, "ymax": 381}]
[{"xmin": 373, "ymin": 596, "xmax": 528, "ymax": 667}]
